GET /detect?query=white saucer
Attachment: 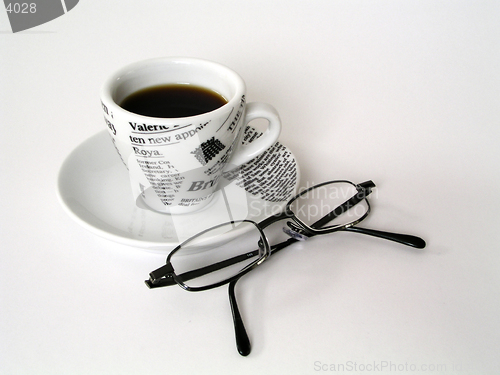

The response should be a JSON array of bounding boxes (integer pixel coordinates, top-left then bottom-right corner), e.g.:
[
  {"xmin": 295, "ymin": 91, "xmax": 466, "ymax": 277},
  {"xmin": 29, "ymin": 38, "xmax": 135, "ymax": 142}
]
[{"xmin": 57, "ymin": 127, "xmax": 300, "ymax": 253}]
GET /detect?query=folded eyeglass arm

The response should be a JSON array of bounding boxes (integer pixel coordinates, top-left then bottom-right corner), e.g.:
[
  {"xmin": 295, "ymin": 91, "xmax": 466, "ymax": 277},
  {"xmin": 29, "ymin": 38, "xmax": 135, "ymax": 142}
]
[
  {"xmin": 343, "ymin": 226, "xmax": 426, "ymax": 248},
  {"xmin": 146, "ymin": 250, "xmax": 262, "ymax": 289}
]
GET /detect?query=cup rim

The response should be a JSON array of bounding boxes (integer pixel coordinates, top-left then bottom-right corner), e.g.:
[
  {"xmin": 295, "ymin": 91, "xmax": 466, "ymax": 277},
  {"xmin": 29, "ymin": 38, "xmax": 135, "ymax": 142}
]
[{"xmin": 100, "ymin": 57, "xmax": 246, "ymax": 122}]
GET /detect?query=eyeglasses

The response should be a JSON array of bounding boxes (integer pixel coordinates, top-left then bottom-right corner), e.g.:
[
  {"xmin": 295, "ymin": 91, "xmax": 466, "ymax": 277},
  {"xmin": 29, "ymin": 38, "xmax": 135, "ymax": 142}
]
[{"xmin": 146, "ymin": 180, "xmax": 426, "ymax": 355}]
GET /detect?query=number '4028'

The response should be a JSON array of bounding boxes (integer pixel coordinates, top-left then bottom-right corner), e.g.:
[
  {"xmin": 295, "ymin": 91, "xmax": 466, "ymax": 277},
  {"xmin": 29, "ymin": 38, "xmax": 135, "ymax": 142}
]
[{"xmin": 6, "ymin": 3, "xmax": 36, "ymax": 13}]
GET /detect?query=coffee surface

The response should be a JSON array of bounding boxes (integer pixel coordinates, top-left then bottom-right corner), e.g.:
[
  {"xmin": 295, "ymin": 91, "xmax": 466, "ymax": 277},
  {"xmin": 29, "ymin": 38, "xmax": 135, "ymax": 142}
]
[{"xmin": 120, "ymin": 84, "xmax": 227, "ymax": 118}]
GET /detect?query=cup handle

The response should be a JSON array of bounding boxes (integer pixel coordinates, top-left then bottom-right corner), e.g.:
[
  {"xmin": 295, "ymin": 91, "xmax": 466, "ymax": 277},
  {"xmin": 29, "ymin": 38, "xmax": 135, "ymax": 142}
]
[{"xmin": 224, "ymin": 102, "xmax": 281, "ymax": 170}]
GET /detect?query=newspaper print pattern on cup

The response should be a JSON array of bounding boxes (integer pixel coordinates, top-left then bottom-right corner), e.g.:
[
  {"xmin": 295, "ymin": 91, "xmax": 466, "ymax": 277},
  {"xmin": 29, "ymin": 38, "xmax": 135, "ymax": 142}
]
[{"xmin": 102, "ymin": 95, "xmax": 247, "ymax": 214}]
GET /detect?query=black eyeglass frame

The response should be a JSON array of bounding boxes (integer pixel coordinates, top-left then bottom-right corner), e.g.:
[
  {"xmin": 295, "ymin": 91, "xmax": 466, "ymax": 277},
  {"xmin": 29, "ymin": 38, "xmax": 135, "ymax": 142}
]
[{"xmin": 147, "ymin": 180, "xmax": 376, "ymax": 292}]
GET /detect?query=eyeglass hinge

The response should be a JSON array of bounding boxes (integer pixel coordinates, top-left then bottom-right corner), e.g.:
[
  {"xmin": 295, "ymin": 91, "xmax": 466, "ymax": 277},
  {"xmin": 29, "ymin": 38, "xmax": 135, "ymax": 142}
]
[
  {"xmin": 149, "ymin": 263, "xmax": 175, "ymax": 284},
  {"xmin": 358, "ymin": 180, "xmax": 376, "ymax": 190}
]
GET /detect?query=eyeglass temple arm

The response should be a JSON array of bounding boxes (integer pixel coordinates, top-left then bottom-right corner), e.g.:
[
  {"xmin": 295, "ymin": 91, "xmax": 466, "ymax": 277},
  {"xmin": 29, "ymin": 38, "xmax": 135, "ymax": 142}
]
[
  {"xmin": 146, "ymin": 251, "xmax": 261, "ymax": 289},
  {"xmin": 229, "ymin": 280, "xmax": 251, "ymax": 356},
  {"xmin": 343, "ymin": 226, "xmax": 426, "ymax": 248}
]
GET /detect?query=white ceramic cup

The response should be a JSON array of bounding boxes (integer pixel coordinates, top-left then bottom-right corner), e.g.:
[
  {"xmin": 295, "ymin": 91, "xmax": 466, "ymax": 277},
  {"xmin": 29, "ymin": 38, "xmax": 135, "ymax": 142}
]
[{"xmin": 100, "ymin": 57, "xmax": 281, "ymax": 214}]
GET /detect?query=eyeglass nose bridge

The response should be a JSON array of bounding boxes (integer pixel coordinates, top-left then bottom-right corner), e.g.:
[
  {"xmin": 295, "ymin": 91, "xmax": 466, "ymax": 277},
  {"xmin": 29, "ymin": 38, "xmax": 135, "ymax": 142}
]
[{"xmin": 283, "ymin": 221, "xmax": 310, "ymax": 241}]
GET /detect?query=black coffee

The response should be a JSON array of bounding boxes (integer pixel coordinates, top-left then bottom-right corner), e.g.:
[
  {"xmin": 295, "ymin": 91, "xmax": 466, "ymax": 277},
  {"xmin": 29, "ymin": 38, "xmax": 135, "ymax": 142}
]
[{"xmin": 119, "ymin": 84, "xmax": 228, "ymax": 118}]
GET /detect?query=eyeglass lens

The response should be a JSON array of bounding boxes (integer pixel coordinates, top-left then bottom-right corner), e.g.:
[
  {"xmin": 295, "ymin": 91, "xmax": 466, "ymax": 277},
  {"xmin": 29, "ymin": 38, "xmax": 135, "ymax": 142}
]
[
  {"xmin": 169, "ymin": 221, "xmax": 266, "ymax": 289},
  {"xmin": 287, "ymin": 181, "xmax": 369, "ymax": 229}
]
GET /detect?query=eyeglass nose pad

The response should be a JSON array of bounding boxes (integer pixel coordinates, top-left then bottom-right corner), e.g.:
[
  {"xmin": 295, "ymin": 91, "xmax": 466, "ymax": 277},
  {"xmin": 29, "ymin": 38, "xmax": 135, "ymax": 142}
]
[
  {"xmin": 258, "ymin": 239, "xmax": 264, "ymax": 250},
  {"xmin": 283, "ymin": 221, "xmax": 309, "ymax": 241}
]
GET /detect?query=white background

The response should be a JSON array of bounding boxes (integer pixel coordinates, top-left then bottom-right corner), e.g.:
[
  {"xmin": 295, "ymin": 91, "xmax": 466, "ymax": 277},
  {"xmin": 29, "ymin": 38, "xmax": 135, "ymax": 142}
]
[{"xmin": 1, "ymin": 1, "xmax": 499, "ymax": 374}]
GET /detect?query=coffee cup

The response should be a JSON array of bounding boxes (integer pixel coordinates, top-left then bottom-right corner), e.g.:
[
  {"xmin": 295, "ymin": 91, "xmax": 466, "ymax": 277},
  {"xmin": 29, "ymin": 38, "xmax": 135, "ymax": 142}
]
[{"xmin": 100, "ymin": 57, "xmax": 281, "ymax": 214}]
